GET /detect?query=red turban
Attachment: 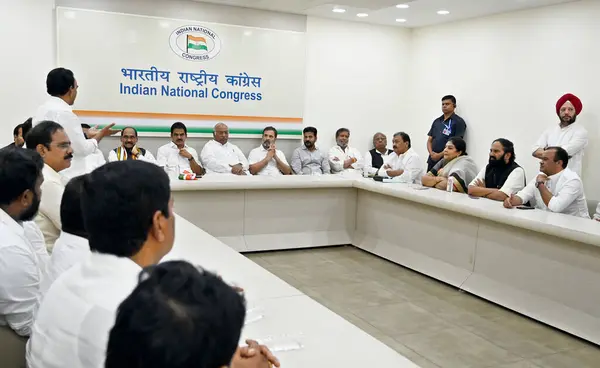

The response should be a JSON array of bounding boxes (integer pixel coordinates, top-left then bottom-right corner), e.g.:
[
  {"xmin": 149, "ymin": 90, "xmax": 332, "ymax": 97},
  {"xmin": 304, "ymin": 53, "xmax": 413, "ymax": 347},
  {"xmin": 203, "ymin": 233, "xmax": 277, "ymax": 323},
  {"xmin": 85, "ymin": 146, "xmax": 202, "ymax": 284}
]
[{"xmin": 556, "ymin": 93, "xmax": 583, "ymax": 115}]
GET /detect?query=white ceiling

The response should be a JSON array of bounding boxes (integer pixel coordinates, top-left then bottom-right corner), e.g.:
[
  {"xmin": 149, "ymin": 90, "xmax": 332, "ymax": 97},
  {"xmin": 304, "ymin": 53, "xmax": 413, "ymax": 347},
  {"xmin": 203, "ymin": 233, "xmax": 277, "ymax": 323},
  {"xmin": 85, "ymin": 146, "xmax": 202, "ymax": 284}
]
[{"xmin": 193, "ymin": 0, "xmax": 579, "ymax": 27}]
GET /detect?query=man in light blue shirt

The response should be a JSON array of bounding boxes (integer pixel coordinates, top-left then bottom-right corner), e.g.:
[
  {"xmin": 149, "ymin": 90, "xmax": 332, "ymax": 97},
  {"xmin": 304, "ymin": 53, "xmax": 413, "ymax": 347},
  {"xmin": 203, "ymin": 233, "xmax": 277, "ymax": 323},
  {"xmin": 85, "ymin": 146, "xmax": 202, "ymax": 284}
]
[{"xmin": 291, "ymin": 126, "xmax": 330, "ymax": 175}]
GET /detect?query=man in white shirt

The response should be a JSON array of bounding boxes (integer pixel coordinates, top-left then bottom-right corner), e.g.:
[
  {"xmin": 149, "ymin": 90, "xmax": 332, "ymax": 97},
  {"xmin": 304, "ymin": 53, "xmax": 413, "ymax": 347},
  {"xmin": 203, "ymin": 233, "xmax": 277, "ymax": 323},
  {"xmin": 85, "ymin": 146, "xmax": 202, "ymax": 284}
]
[
  {"xmin": 48, "ymin": 175, "xmax": 90, "ymax": 284},
  {"xmin": 108, "ymin": 127, "xmax": 157, "ymax": 164},
  {"xmin": 377, "ymin": 132, "xmax": 424, "ymax": 184},
  {"xmin": 81, "ymin": 124, "xmax": 106, "ymax": 171},
  {"xmin": 364, "ymin": 132, "xmax": 393, "ymax": 177},
  {"xmin": 248, "ymin": 126, "xmax": 291, "ymax": 176},
  {"xmin": 328, "ymin": 128, "xmax": 364, "ymax": 177},
  {"xmin": 504, "ymin": 147, "xmax": 589, "ymax": 218},
  {"xmin": 201, "ymin": 123, "xmax": 250, "ymax": 175},
  {"xmin": 532, "ymin": 93, "xmax": 587, "ymax": 177},
  {"xmin": 27, "ymin": 160, "xmax": 176, "ymax": 368},
  {"xmin": 26, "ymin": 121, "xmax": 74, "ymax": 252},
  {"xmin": 33, "ymin": 68, "xmax": 119, "ymax": 180},
  {"xmin": 468, "ymin": 138, "xmax": 526, "ymax": 201},
  {"xmin": 0, "ymin": 147, "xmax": 48, "ymax": 337},
  {"xmin": 156, "ymin": 122, "xmax": 203, "ymax": 177}
]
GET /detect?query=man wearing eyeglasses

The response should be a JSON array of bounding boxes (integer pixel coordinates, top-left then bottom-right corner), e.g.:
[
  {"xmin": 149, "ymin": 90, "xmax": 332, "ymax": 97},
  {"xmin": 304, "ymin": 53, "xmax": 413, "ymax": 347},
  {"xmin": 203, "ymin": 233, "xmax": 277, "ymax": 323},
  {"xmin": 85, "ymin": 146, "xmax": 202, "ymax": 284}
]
[{"xmin": 25, "ymin": 121, "xmax": 74, "ymax": 252}]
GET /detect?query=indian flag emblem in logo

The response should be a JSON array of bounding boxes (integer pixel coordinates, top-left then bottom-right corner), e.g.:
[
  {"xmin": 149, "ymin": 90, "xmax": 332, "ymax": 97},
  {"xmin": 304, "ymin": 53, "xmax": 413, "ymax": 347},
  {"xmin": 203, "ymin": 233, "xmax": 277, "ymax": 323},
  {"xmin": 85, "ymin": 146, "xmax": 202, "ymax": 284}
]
[
  {"xmin": 169, "ymin": 25, "xmax": 222, "ymax": 62},
  {"xmin": 187, "ymin": 35, "xmax": 208, "ymax": 52}
]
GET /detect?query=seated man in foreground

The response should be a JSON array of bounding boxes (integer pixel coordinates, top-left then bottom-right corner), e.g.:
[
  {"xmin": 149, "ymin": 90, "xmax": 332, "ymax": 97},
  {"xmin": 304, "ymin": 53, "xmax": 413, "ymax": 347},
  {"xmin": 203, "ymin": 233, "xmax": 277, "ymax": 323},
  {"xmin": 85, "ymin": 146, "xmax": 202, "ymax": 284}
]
[
  {"xmin": 201, "ymin": 123, "xmax": 249, "ymax": 175},
  {"xmin": 248, "ymin": 126, "xmax": 292, "ymax": 176},
  {"xmin": 108, "ymin": 127, "xmax": 156, "ymax": 163},
  {"xmin": 26, "ymin": 121, "xmax": 74, "ymax": 251},
  {"xmin": 468, "ymin": 138, "xmax": 526, "ymax": 201},
  {"xmin": 328, "ymin": 128, "xmax": 363, "ymax": 177},
  {"xmin": 504, "ymin": 147, "xmax": 589, "ymax": 218},
  {"xmin": 377, "ymin": 132, "xmax": 423, "ymax": 183},
  {"xmin": 421, "ymin": 137, "xmax": 478, "ymax": 193},
  {"xmin": 105, "ymin": 261, "xmax": 279, "ymax": 368},
  {"xmin": 291, "ymin": 126, "xmax": 330, "ymax": 175}
]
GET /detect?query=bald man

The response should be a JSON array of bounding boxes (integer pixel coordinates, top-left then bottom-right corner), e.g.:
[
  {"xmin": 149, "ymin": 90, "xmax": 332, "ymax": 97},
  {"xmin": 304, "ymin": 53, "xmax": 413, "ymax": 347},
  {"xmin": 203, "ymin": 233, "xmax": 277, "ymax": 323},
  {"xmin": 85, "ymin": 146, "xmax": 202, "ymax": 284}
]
[
  {"xmin": 532, "ymin": 93, "xmax": 588, "ymax": 177},
  {"xmin": 200, "ymin": 123, "xmax": 249, "ymax": 175}
]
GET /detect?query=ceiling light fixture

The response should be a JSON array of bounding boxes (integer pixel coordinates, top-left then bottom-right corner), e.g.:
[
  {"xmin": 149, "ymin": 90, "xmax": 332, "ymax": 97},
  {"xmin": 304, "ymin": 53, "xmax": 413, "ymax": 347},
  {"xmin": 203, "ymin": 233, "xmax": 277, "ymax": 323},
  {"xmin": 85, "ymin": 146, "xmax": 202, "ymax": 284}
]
[
  {"xmin": 437, "ymin": 10, "xmax": 450, "ymax": 15},
  {"xmin": 356, "ymin": 13, "xmax": 369, "ymax": 17},
  {"xmin": 396, "ymin": 18, "xmax": 407, "ymax": 23},
  {"xmin": 396, "ymin": 4, "xmax": 409, "ymax": 9},
  {"xmin": 332, "ymin": 8, "xmax": 346, "ymax": 13}
]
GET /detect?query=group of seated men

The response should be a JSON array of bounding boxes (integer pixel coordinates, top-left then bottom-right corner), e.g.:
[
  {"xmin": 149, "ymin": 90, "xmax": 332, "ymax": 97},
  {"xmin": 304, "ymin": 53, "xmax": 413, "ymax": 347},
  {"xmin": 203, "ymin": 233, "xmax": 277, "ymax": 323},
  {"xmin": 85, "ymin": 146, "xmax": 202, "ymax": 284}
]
[{"xmin": 0, "ymin": 140, "xmax": 280, "ymax": 368}]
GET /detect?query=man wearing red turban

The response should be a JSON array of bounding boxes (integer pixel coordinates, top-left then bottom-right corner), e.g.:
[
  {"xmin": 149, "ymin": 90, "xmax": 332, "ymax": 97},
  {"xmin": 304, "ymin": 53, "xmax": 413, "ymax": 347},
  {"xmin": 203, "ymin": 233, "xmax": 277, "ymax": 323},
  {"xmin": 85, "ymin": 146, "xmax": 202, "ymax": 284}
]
[{"xmin": 532, "ymin": 93, "xmax": 588, "ymax": 177}]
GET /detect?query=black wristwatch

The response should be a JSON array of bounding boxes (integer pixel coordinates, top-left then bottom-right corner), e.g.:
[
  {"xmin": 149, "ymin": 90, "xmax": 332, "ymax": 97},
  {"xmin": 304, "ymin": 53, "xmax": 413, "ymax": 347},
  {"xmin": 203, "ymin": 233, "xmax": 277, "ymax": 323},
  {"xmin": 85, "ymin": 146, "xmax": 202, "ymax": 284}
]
[
  {"xmin": 535, "ymin": 181, "xmax": 545, "ymax": 188},
  {"xmin": 188, "ymin": 157, "xmax": 194, "ymax": 162}
]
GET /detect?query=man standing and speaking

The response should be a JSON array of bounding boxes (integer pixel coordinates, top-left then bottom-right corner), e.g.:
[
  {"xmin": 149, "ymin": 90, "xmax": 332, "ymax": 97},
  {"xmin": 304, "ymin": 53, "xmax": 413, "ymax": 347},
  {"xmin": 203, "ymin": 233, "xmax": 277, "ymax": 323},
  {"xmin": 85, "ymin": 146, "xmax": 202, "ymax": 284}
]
[{"xmin": 426, "ymin": 95, "xmax": 467, "ymax": 171}]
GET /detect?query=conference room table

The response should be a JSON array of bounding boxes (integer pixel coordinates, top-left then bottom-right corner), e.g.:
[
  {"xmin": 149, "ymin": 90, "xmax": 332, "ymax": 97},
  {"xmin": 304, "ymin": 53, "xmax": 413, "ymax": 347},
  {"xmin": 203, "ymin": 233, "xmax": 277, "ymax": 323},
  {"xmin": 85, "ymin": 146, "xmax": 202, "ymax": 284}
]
[
  {"xmin": 171, "ymin": 174, "xmax": 600, "ymax": 347},
  {"xmin": 163, "ymin": 214, "xmax": 418, "ymax": 367}
]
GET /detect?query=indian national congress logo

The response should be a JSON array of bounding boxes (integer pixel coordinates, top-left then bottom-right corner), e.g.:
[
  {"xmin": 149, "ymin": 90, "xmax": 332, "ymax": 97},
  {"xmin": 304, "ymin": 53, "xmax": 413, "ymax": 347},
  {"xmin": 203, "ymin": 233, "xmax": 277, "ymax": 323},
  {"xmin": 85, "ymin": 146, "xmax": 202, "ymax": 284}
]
[{"xmin": 169, "ymin": 25, "xmax": 221, "ymax": 62}]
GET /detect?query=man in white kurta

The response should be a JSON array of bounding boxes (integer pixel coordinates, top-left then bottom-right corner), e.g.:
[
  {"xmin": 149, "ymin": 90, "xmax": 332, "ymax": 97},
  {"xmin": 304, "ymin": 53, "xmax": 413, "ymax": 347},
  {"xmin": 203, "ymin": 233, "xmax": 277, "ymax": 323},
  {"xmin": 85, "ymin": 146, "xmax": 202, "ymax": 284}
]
[
  {"xmin": 377, "ymin": 132, "xmax": 424, "ymax": 184},
  {"xmin": 328, "ymin": 128, "xmax": 363, "ymax": 178},
  {"xmin": 532, "ymin": 93, "xmax": 587, "ymax": 177},
  {"xmin": 156, "ymin": 122, "xmax": 203, "ymax": 177},
  {"xmin": 505, "ymin": 147, "xmax": 589, "ymax": 218},
  {"xmin": 33, "ymin": 68, "xmax": 118, "ymax": 181},
  {"xmin": 0, "ymin": 148, "xmax": 48, "ymax": 337},
  {"xmin": 201, "ymin": 123, "xmax": 249, "ymax": 175},
  {"xmin": 108, "ymin": 127, "xmax": 156, "ymax": 164}
]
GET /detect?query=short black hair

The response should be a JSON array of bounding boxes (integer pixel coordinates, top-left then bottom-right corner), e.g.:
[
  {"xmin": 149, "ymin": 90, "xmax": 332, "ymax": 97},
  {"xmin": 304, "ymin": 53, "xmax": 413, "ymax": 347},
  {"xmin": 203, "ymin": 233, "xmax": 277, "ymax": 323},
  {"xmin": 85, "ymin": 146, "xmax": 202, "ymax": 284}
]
[
  {"xmin": 546, "ymin": 146, "xmax": 569, "ymax": 169},
  {"xmin": 13, "ymin": 124, "xmax": 22, "ymax": 137},
  {"xmin": 0, "ymin": 147, "xmax": 44, "ymax": 206},
  {"xmin": 335, "ymin": 128, "xmax": 350, "ymax": 138},
  {"xmin": 81, "ymin": 123, "xmax": 91, "ymax": 130},
  {"xmin": 493, "ymin": 138, "xmax": 516, "ymax": 162},
  {"xmin": 46, "ymin": 67, "xmax": 76, "ymax": 97},
  {"xmin": 303, "ymin": 126, "xmax": 317, "ymax": 136},
  {"xmin": 25, "ymin": 121, "xmax": 64, "ymax": 150},
  {"xmin": 171, "ymin": 122, "xmax": 187, "ymax": 135},
  {"xmin": 394, "ymin": 132, "xmax": 411, "ymax": 149},
  {"xmin": 442, "ymin": 95, "xmax": 457, "ymax": 106},
  {"xmin": 448, "ymin": 137, "xmax": 467, "ymax": 156},
  {"xmin": 105, "ymin": 261, "xmax": 246, "ymax": 368},
  {"xmin": 263, "ymin": 126, "xmax": 277, "ymax": 138},
  {"xmin": 121, "ymin": 127, "xmax": 138, "ymax": 137},
  {"xmin": 82, "ymin": 161, "xmax": 171, "ymax": 257},
  {"xmin": 61, "ymin": 175, "xmax": 88, "ymax": 239},
  {"xmin": 21, "ymin": 118, "xmax": 33, "ymax": 139}
]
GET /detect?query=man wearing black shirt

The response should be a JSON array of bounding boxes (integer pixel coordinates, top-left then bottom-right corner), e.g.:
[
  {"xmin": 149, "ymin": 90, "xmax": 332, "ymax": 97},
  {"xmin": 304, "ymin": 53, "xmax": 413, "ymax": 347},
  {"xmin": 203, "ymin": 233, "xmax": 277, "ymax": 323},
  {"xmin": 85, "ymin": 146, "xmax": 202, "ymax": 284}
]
[{"xmin": 426, "ymin": 95, "xmax": 466, "ymax": 171}]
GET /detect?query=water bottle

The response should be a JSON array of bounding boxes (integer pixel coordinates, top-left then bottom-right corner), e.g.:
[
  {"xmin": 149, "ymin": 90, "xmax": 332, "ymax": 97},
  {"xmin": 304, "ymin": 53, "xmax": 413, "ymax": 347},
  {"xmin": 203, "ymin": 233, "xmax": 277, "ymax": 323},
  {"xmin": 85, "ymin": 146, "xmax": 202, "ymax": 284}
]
[{"xmin": 446, "ymin": 176, "xmax": 455, "ymax": 192}]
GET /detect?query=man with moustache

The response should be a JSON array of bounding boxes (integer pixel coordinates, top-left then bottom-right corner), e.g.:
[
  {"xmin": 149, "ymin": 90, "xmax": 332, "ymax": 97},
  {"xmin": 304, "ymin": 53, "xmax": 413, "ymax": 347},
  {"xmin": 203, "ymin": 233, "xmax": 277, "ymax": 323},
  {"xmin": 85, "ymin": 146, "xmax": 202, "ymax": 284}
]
[
  {"xmin": 108, "ymin": 127, "xmax": 156, "ymax": 163},
  {"xmin": 248, "ymin": 126, "xmax": 291, "ymax": 176},
  {"xmin": 328, "ymin": 128, "xmax": 363, "ymax": 177},
  {"xmin": 468, "ymin": 138, "xmax": 526, "ymax": 201},
  {"xmin": 426, "ymin": 95, "xmax": 467, "ymax": 171},
  {"xmin": 533, "ymin": 93, "xmax": 587, "ymax": 177},
  {"xmin": 201, "ymin": 123, "xmax": 250, "ymax": 175},
  {"xmin": 504, "ymin": 147, "xmax": 589, "ymax": 218},
  {"xmin": 291, "ymin": 126, "xmax": 330, "ymax": 175},
  {"xmin": 364, "ymin": 132, "xmax": 393, "ymax": 177},
  {"xmin": 0, "ymin": 147, "xmax": 48, "ymax": 339},
  {"xmin": 26, "ymin": 121, "xmax": 74, "ymax": 252},
  {"xmin": 376, "ymin": 132, "xmax": 424, "ymax": 184},
  {"xmin": 157, "ymin": 122, "xmax": 203, "ymax": 177}
]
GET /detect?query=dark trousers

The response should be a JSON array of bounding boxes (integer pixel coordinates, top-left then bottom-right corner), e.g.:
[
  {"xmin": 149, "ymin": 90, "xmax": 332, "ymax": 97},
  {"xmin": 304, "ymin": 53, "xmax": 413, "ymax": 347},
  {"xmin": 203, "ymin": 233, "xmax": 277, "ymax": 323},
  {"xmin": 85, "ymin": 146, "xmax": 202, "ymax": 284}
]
[{"xmin": 0, "ymin": 325, "xmax": 27, "ymax": 368}]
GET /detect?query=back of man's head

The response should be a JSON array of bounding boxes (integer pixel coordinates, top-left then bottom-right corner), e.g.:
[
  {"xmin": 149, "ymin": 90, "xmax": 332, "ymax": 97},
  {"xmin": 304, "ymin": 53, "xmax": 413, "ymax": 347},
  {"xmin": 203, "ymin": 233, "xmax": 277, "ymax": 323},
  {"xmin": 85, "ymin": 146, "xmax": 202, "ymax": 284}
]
[
  {"xmin": 61, "ymin": 175, "xmax": 88, "ymax": 238},
  {"xmin": 105, "ymin": 261, "xmax": 246, "ymax": 368},
  {"xmin": 0, "ymin": 147, "xmax": 44, "ymax": 207},
  {"xmin": 81, "ymin": 160, "xmax": 172, "ymax": 258}
]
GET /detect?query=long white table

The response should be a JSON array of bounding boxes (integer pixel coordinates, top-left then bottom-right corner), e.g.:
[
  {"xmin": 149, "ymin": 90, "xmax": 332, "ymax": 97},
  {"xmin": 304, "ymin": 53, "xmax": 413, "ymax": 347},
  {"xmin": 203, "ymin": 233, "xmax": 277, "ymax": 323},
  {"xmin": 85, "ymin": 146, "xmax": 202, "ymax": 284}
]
[
  {"xmin": 163, "ymin": 214, "xmax": 419, "ymax": 367},
  {"xmin": 171, "ymin": 175, "xmax": 600, "ymax": 346}
]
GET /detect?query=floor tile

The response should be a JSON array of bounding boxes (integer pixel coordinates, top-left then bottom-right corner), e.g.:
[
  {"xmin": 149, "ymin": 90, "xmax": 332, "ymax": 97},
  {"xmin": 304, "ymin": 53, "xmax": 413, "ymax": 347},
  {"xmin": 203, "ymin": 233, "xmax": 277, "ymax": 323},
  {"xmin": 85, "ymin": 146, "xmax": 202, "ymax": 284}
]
[
  {"xmin": 490, "ymin": 361, "xmax": 542, "ymax": 368},
  {"xmin": 304, "ymin": 281, "xmax": 404, "ymax": 312},
  {"xmin": 530, "ymin": 346, "xmax": 600, "ymax": 368},
  {"xmin": 395, "ymin": 327, "xmax": 522, "ymax": 368}
]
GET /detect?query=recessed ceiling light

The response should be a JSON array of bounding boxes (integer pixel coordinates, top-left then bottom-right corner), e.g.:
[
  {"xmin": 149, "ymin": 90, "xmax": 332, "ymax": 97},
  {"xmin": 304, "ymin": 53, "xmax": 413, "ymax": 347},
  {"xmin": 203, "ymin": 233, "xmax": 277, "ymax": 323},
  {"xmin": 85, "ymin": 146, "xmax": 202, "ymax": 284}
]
[
  {"xmin": 437, "ymin": 10, "xmax": 450, "ymax": 15},
  {"xmin": 396, "ymin": 18, "xmax": 407, "ymax": 23},
  {"xmin": 332, "ymin": 8, "xmax": 346, "ymax": 13},
  {"xmin": 356, "ymin": 13, "xmax": 369, "ymax": 17},
  {"xmin": 396, "ymin": 4, "xmax": 409, "ymax": 9}
]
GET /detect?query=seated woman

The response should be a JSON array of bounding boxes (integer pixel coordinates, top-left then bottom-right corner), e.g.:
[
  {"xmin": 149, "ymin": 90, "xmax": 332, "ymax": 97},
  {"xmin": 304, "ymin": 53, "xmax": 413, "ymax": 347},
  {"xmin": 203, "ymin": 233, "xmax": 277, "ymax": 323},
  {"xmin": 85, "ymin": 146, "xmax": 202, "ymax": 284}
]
[{"xmin": 421, "ymin": 137, "xmax": 478, "ymax": 193}]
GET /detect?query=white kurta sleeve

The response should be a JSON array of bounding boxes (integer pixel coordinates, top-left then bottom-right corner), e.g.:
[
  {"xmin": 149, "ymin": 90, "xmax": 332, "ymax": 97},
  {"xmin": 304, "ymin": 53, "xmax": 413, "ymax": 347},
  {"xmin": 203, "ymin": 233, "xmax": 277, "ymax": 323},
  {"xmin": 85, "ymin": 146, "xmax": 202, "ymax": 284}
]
[
  {"xmin": 107, "ymin": 150, "xmax": 118, "ymax": 163},
  {"xmin": 59, "ymin": 111, "xmax": 98, "ymax": 157},
  {"xmin": 328, "ymin": 147, "xmax": 344, "ymax": 173},
  {"xmin": 561, "ymin": 127, "xmax": 588, "ymax": 156},
  {"xmin": 200, "ymin": 143, "xmax": 232, "ymax": 173}
]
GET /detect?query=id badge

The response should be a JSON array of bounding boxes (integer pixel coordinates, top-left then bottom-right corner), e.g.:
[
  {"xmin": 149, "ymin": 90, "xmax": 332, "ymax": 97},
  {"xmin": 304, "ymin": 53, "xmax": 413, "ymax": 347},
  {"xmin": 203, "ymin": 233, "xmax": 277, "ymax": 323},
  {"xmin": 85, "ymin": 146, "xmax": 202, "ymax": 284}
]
[{"xmin": 442, "ymin": 128, "xmax": 451, "ymax": 136}]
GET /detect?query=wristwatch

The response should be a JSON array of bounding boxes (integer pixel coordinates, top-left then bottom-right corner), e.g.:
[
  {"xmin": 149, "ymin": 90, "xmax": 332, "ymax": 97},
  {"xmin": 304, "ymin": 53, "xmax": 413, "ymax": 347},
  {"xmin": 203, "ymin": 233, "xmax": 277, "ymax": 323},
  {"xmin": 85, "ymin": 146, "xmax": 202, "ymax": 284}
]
[
  {"xmin": 535, "ymin": 180, "xmax": 545, "ymax": 188},
  {"xmin": 188, "ymin": 157, "xmax": 194, "ymax": 162}
]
